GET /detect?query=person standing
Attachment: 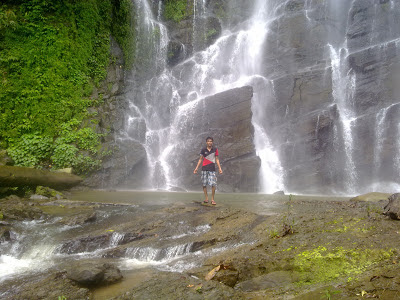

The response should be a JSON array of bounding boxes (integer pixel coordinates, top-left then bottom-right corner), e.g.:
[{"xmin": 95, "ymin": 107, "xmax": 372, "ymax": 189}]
[{"xmin": 193, "ymin": 137, "xmax": 223, "ymax": 205}]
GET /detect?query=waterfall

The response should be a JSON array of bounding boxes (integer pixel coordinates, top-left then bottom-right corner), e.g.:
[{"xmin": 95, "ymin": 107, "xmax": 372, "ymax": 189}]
[
  {"xmin": 123, "ymin": 0, "xmax": 171, "ymax": 189},
  {"xmin": 326, "ymin": 0, "xmax": 400, "ymax": 194},
  {"xmin": 118, "ymin": 0, "xmax": 400, "ymax": 194},
  {"xmin": 329, "ymin": 44, "xmax": 358, "ymax": 193},
  {"xmin": 126, "ymin": 0, "xmax": 284, "ymax": 192}
]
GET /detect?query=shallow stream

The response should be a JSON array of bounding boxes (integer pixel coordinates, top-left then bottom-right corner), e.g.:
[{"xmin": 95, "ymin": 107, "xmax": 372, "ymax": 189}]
[{"xmin": 0, "ymin": 191, "xmax": 348, "ymax": 298}]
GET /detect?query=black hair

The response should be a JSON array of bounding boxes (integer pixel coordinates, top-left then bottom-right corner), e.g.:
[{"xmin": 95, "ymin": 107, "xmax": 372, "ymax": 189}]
[{"xmin": 206, "ymin": 136, "xmax": 213, "ymax": 142}]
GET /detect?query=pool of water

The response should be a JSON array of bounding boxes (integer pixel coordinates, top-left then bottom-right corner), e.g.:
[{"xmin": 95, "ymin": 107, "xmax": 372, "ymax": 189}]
[{"xmin": 70, "ymin": 190, "xmax": 350, "ymax": 215}]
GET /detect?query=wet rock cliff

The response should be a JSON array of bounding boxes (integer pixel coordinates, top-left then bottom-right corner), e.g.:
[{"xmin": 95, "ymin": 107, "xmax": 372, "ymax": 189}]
[{"xmin": 88, "ymin": 0, "xmax": 400, "ymax": 194}]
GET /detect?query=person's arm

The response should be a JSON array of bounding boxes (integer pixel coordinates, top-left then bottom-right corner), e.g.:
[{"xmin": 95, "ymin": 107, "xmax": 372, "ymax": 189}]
[
  {"xmin": 216, "ymin": 156, "xmax": 223, "ymax": 174},
  {"xmin": 194, "ymin": 155, "xmax": 203, "ymax": 174}
]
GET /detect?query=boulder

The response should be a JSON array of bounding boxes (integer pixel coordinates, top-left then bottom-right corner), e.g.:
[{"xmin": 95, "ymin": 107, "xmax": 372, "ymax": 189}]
[
  {"xmin": 383, "ymin": 193, "xmax": 400, "ymax": 220},
  {"xmin": 0, "ymin": 166, "xmax": 82, "ymax": 189},
  {"xmin": 67, "ymin": 262, "xmax": 122, "ymax": 286},
  {"xmin": 170, "ymin": 86, "xmax": 260, "ymax": 192},
  {"xmin": 273, "ymin": 191, "xmax": 285, "ymax": 195},
  {"xmin": 350, "ymin": 192, "xmax": 391, "ymax": 202},
  {"xmin": 35, "ymin": 185, "xmax": 64, "ymax": 198},
  {"xmin": 0, "ymin": 195, "xmax": 45, "ymax": 220}
]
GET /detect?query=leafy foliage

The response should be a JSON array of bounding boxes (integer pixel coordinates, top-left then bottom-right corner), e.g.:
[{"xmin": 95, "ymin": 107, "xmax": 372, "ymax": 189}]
[
  {"xmin": 164, "ymin": 0, "xmax": 190, "ymax": 23},
  {"xmin": 0, "ymin": 0, "xmax": 131, "ymax": 175},
  {"xmin": 111, "ymin": 0, "xmax": 135, "ymax": 67},
  {"xmin": 7, "ymin": 133, "xmax": 53, "ymax": 168}
]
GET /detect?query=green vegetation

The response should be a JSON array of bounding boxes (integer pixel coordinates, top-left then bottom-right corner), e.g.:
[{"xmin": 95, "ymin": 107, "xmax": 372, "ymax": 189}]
[
  {"xmin": 294, "ymin": 246, "xmax": 393, "ymax": 284},
  {"xmin": 111, "ymin": 0, "xmax": 135, "ymax": 67},
  {"xmin": 0, "ymin": 0, "xmax": 133, "ymax": 175},
  {"xmin": 163, "ymin": 0, "xmax": 190, "ymax": 23}
]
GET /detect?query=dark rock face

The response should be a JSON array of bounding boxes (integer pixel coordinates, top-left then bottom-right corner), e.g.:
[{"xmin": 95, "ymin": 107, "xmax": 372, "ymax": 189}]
[
  {"xmin": 171, "ymin": 86, "xmax": 260, "ymax": 192},
  {"xmin": 165, "ymin": 8, "xmax": 222, "ymax": 64},
  {"xmin": 83, "ymin": 139, "xmax": 147, "ymax": 189},
  {"xmin": 83, "ymin": 37, "xmax": 148, "ymax": 189},
  {"xmin": 92, "ymin": 0, "xmax": 400, "ymax": 194},
  {"xmin": 258, "ymin": 0, "xmax": 400, "ymax": 193}
]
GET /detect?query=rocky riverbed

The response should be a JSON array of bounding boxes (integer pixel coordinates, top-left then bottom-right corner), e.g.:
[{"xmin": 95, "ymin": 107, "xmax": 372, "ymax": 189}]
[{"xmin": 1, "ymin": 191, "xmax": 400, "ymax": 299}]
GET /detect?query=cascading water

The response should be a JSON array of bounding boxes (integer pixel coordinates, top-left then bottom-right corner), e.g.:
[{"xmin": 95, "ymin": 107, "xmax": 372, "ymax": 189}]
[
  {"xmin": 126, "ymin": 0, "xmax": 284, "ymax": 192},
  {"xmin": 121, "ymin": 0, "xmax": 171, "ymax": 189},
  {"xmin": 118, "ymin": 0, "xmax": 400, "ymax": 194},
  {"xmin": 326, "ymin": 0, "xmax": 400, "ymax": 194},
  {"xmin": 329, "ymin": 45, "xmax": 358, "ymax": 193}
]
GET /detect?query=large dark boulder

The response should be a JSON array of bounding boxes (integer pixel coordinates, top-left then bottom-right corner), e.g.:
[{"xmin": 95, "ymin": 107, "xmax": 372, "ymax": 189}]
[
  {"xmin": 172, "ymin": 86, "xmax": 260, "ymax": 192},
  {"xmin": 0, "ymin": 166, "xmax": 82, "ymax": 189},
  {"xmin": 67, "ymin": 262, "xmax": 123, "ymax": 286},
  {"xmin": 384, "ymin": 193, "xmax": 400, "ymax": 220}
]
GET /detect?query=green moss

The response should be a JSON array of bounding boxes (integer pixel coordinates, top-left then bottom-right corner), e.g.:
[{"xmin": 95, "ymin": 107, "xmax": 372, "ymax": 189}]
[
  {"xmin": 293, "ymin": 246, "xmax": 393, "ymax": 285},
  {"xmin": 35, "ymin": 186, "xmax": 63, "ymax": 198},
  {"xmin": 322, "ymin": 217, "xmax": 376, "ymax": 234}
]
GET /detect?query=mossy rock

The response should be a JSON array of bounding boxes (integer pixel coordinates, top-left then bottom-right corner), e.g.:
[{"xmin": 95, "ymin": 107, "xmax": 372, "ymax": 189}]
[
  {"xmin": 0, "ymin": 195, "xmax": 45, "ymax": 220},
  {"xmin": 0, "ymin": 150, "xmax": 12, "ymax": 166},
  {"xmin": 35, "ymin": 186, "xmax": 64, "ymax": 198}
]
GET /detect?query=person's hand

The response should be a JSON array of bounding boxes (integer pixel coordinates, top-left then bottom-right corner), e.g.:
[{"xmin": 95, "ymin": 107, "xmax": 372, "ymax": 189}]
[
  {"xmin": 194, "ymin": 168, "xmax": 198, "ymax": 174},
  {"xmin": 219, "ymin": 169, "xmax": 223, "ymax": 174}
]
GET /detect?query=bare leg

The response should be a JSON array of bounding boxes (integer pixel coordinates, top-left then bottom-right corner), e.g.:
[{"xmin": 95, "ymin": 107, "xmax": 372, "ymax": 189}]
[
  {"xmin": 203, "ymin": 186, "xmax": 208, "ymax": 202},
  {"xmin": 211, "ymin": 186, "xmax": 216, "ymax": 204}
]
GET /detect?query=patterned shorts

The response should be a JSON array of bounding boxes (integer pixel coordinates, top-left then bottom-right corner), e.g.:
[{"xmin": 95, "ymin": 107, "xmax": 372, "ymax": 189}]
[{"xmin": 201, "ymin": 171, "xmax": 217, "ymax": 187}]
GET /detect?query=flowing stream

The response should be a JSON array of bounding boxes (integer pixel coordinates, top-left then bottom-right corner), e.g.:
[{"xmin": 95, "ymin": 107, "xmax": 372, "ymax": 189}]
[{"xmin": 0, "ymin": 190, "xmax": 349, "ymax": 296}]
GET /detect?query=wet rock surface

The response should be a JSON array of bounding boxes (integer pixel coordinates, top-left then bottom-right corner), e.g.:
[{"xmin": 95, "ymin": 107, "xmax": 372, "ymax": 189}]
[
  {"xmin": 384, "ymin": 193, "xmax": 400, "ymax": 220},
  {"xmin": 2, "ymin": 192, "xmax": 400, "ymax": 299},
  {"xmin": 0, "ymin": 195, "xmax": 45, "ymax": 221},
  {"xmin": 67, "ymin": 261, "xmax": 123, "ymax": 287}
]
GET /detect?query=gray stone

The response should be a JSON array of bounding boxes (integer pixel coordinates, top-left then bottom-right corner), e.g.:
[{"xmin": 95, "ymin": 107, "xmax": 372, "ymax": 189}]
[
  {"xmin": 67, "ymin": 262, "xmax": 122, "ymax": 286},
  {"xmin": 175, "ymin": 86, "xmax": 259, "ymax": 192},
  {"xmin": 384, "ymin": 193, "xmax": 400, "ymax": 220},
  {"xmin": 29, "ymin": 194, "xmax": 49, "ymax": 200},
  {"xmin": 350, "ymin": 192, "xmax": 391, "ymax": 202}
]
